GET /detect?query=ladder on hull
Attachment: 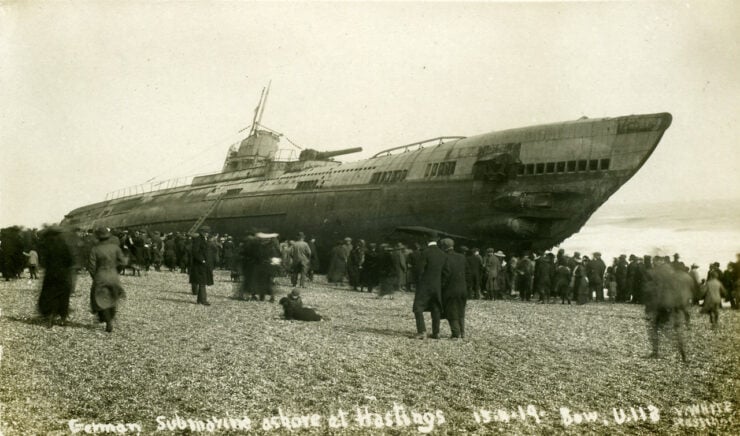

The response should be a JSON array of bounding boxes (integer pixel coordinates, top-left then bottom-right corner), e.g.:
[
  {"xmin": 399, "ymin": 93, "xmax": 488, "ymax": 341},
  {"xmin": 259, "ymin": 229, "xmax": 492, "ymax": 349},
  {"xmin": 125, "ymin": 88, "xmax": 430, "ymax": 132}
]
[
  {"xmin": 188, "ymin": 191, "xmax": 227, "ymax": 234},
  {"xmin": 88, "ymin": 206, "xmax": 113, "ymax": 230}
]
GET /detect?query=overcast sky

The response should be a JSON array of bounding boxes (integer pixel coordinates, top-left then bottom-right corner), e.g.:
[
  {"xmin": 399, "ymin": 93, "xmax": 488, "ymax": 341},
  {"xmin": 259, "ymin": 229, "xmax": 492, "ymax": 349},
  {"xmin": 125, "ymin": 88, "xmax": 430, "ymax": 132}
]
[{"xmin": 1, "ymin": 1, "xmax": 738, "ymax": 229}]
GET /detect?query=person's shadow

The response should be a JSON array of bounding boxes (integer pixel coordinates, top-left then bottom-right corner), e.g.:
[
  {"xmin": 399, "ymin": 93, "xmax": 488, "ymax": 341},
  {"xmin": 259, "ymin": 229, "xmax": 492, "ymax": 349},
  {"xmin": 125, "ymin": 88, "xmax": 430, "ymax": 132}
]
[
  {"xmin": 154, "ymin": 297, "xmax": 197, "ymax": 305},
  {"xmin": 3, "ymin": 315, "xmax": 98, "ymax": 330}
]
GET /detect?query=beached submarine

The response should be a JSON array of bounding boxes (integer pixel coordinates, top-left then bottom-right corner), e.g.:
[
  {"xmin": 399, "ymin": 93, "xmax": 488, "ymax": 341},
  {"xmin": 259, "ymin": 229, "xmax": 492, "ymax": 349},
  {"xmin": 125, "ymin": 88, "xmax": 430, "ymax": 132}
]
[{"xmin": 61, "ymin": 90, "xmax": 672, "ymax": 254}]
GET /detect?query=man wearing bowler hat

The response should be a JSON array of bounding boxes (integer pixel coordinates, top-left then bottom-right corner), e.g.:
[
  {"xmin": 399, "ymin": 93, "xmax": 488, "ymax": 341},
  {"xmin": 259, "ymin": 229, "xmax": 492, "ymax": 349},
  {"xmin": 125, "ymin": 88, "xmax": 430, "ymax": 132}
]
[
  {"xmin": 189, "ymin": 225, "xmax": 214, "ymax": 306},
  {"xmin": 412, "ymin": 232, "xmax": 445, "ymax": 339}
]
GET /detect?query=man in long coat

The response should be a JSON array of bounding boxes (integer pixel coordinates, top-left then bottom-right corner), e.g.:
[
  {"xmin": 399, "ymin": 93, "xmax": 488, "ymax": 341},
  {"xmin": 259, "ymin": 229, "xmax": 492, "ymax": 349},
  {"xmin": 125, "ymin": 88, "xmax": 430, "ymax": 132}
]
[
  {"xmin": 615, "ymin": 254, "xmax": 628, "ymax": 302},
  {"xmin": 644, "ymin": 259, "xmax": 693, "ymax": 362},
  {"xmin": 347, "ymin": 240, "xmax": 365, "ymax": 291},
  {"xmin": 535, "ymin": 252, "xmax": 555, "ymax": 303},
  {"xmin": 412, "ymin": 234, "xmax": 446, "ymax": 339},
  {"xmin": 586, "ymin": 252, "xmax": 607, "ymax": 301},
  {"xmin": 441, "ymin": 238, "xmax": 468, "ymax": 339},
  {"xmin": 189, "ymin": 226, "xmax": 214, "ymax": 305},
  {"xmin": 516, "ymin": 254, "xmax": 534, "ymax": 301},
  {"xmin": 290, "ymin": 232, "xmax": 312, "ymax": 288},
  {"xmin": 88, "ymin": 227, "xmax": 126, "ymax": 332},
  {"xmin": 465, "ymin": 248, "xmax": 483, "ymax": 300},
  {"xmin": 483, "ymin": 249, "xmax": 503, "ymax": 299}
]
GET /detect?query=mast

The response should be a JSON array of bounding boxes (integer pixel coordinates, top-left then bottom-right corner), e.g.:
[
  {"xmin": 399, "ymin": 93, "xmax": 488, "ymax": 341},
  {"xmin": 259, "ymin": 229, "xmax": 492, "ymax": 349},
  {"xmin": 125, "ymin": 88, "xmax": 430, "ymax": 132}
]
[
  {"xmin": 249, "ymin": 86, "xmax": 266, "ymax": 136},
  {"xmin": 256, "ymin": 80, "xmax": 271, "ymax": 128}
]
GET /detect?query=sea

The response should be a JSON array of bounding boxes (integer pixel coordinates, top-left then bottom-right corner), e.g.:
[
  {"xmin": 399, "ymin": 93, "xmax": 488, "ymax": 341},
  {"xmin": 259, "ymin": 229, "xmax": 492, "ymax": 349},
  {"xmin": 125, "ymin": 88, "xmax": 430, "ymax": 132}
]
[{"xmin": 557, "ymin": 198, "xmax": 739, "ymax": 278}]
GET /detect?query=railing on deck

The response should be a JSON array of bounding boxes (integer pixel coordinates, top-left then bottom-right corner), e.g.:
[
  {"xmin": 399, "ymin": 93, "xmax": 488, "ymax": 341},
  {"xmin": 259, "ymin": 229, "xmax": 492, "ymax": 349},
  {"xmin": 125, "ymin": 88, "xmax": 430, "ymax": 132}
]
[
  {"xmin": 271, "ymin": 148, "xmax": 298, "ymax": 162},
  {"xmin": 104, "ymin": 176, "xmax": 196, "ymax": 201},
  {"xmin": 371, "ymin": 136, "xmax": 466, "ymax": 158}
]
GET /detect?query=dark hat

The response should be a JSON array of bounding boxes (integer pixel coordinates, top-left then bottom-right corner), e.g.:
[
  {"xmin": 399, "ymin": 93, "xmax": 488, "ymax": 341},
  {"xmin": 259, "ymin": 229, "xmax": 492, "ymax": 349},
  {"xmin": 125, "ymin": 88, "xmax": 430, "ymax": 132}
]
[
  {"xmin": 199, "ymin": 226, "xmax": 211, "ymax": 233},
  {"xmin": 573, "ymin": 254, "xmax": 583, "ymax": 263},
  {"xmin": 486, "ymin": 248, "xmax": 494, "ymax": 254},
  {"xmin": 94, "ymin": 226, "xmax": 111, "ymax": 240},
  {"xmin": 297, "ymin": 231, "xmax": 305, "ymax": 238},
  {"xmin": 290, "ymin": 289, "xmax": 300, "ymax": 298}
]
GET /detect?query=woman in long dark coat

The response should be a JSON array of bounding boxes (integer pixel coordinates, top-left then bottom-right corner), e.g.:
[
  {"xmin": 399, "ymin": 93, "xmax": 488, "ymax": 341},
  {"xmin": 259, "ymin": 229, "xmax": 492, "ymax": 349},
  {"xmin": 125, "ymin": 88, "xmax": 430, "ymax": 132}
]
[
  {"xmin": 361, "ymin": 243, "xmax": 381, "ymax": 292},
  {"xmin": 327, "ymin": 240, "xmax": 347, "ymax": 284},
  {"xmin": 89, "ymin": 227, "xmax": 127, "ymax": 332},
  {"xmin": 572, "ymin": 256, "xmax": 589, "ymax": 305},
  {"xmin": 163, "ymin": 235, "xmax": 177, "ymax": 271},
  {"xmin": 37, "ymin": 226, "xmax": 77, "ymax": 327},
  {"xmin": 239, "ymin": 235, "xmax": 260, "ymax": 300},
  {"xmin": 377, "ymin": 244, "xmax": 398, "ymax": 298},
  {"xmin": 254, "ymin": 233, "xmax": 281, "ymax": 302}
]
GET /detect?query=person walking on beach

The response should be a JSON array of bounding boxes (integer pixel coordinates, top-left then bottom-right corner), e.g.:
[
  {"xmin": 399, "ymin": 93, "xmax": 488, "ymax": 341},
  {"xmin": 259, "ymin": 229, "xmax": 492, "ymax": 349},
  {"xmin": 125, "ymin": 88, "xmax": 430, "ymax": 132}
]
[
  {"xmin": 644, "ymin": 258, "xmax": 692, "ymax": 362},
  {"xmin": 88, "ymin": 227, "xmax": 127, "ymax": 333},
  {"xmin": 37, "ymin": 226, "xmax": 77, "ymax": 328},
  {"xmin": 701, "ymin": 271, "xmax": 726, "ymax": 329},
  {"xmin": 23, "ymin": 248, "xmax": 39, "ymax": 279},
  {"xmin": 189, "ymin": 226, "xmax": 214, "ymax": 306}
]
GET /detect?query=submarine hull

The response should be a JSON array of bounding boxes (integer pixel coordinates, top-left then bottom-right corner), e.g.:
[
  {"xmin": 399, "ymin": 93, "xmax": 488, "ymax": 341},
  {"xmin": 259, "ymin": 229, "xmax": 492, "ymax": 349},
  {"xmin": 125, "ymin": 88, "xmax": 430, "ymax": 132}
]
[{"xmin": 62, "ymin": 112, "xmax": 672, "ymax": 254}]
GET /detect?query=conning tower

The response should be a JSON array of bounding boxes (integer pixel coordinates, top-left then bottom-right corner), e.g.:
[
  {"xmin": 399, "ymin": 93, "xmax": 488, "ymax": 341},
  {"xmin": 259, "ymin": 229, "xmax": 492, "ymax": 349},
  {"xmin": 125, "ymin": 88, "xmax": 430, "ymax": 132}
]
[{"xmin": 223, "ymin": 130, "xmax": 281, "ymax": 172}]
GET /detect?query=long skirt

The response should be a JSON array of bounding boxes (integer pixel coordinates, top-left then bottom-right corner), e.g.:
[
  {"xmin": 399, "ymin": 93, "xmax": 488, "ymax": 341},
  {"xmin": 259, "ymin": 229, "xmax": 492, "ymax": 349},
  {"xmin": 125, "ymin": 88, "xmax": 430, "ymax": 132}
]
[
  {"xmin": 378, "ymin": 274, "xmax": 398, "ymax": 297},
  {"xmin": 327, "ymin": 256, "xmax": 347, "ymax": 283},
  {"xmin": 38, "ymin": 268, "xmax": 75, "ymax": 319}
]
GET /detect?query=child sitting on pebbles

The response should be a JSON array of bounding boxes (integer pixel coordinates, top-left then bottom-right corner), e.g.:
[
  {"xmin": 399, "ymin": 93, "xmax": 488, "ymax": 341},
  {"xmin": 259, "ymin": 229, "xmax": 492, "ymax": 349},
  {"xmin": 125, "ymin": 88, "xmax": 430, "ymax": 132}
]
[{"xmin": 279, "ymin": 289, "xmax": 323, "ymax": 321}]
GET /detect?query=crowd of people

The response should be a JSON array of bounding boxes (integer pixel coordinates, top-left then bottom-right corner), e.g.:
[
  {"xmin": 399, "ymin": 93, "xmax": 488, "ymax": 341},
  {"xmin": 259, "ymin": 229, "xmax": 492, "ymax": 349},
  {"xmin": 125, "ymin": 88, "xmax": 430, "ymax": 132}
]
[{"xmin": 1, "ymin": 223, "xmax": 738, "ymax": 344}]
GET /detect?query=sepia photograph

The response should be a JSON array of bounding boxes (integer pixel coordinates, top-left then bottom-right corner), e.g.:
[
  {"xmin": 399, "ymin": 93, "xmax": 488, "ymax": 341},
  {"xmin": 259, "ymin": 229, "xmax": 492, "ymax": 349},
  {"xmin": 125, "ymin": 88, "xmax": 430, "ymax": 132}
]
[{"xmin": 0, "ymin": 1, "xmax": 738, "ymax": 434}]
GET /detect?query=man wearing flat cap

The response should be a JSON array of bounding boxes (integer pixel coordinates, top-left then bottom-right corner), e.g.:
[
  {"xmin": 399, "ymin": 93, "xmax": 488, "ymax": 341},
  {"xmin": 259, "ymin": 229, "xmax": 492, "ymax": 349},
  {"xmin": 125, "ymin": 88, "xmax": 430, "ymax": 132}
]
[
  {"xmin": 189, "ymin": 225, "xmax": 214, "ymax": 305},
  {"xmin": 290, "ymin": 231, "xmax": 312, "ymax": 288},
  {"xmin": 587, "ymin": 252, "xmax": 606, "ymax": 302}
]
